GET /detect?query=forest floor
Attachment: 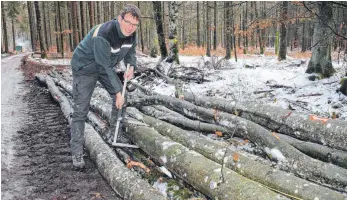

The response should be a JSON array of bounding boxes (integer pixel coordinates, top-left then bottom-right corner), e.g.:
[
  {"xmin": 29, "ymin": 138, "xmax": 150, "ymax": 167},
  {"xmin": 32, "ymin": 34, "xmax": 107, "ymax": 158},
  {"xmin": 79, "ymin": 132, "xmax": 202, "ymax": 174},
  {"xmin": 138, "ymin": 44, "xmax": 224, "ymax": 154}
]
[{"xmin": 1, "ymin": 54, "xmax": 120, "ymax": 200}]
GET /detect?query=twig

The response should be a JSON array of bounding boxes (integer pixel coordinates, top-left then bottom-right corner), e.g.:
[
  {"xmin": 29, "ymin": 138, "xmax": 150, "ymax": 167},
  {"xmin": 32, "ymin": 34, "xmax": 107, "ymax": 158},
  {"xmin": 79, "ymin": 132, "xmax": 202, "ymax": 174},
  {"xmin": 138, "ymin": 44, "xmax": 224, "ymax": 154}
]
[{"xmin": 297, "ymin": 93, "xmax": 323, "ymax": 97}]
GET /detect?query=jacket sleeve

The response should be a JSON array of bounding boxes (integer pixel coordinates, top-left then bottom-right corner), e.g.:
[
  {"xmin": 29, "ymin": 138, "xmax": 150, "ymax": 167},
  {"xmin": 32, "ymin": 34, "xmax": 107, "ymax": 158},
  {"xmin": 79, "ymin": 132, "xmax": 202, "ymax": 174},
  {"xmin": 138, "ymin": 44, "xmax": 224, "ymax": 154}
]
[
  {"xmin": 124, "ymin": 37, "xmax": 137, "ymax": 70},
  {"xmin": 91, "ymin": 36, "xmax": 122, "ymax": 94}
]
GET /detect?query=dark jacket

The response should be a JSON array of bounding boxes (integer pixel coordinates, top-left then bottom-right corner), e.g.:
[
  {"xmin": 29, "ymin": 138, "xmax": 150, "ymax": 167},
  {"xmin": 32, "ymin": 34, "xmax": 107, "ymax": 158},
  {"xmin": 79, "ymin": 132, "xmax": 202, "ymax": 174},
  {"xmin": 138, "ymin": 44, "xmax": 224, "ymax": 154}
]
[{"xmin": 71, "ymin": 19, "xmax": 137, "ymax": 94}]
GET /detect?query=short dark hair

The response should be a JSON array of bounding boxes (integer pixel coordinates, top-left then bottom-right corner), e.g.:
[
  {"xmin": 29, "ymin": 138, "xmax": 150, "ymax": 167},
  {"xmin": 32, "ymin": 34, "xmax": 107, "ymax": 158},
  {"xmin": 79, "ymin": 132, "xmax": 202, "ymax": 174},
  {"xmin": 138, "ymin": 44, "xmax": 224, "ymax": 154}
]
[{"xmin": 120, "ymin": 4, "xmax": 141, "ymax": 21}]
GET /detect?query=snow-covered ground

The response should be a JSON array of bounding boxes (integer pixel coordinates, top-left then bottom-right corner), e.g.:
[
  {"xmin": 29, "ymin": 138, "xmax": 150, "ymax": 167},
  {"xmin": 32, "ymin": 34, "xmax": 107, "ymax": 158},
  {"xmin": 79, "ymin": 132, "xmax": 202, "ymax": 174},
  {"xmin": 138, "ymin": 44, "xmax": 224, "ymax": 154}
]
[{"xmin": 42, "ymin": 54, "xmax": 347, "ymax": 120}]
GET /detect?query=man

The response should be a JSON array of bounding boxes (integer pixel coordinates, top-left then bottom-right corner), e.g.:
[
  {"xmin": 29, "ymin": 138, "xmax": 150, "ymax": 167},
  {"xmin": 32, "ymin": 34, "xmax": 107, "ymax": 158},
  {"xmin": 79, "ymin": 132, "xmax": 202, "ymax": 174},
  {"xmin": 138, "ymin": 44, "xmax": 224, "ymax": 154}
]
[{"xmin": 70, "ymin": 4, "xmax": 141, "ymax": 169}]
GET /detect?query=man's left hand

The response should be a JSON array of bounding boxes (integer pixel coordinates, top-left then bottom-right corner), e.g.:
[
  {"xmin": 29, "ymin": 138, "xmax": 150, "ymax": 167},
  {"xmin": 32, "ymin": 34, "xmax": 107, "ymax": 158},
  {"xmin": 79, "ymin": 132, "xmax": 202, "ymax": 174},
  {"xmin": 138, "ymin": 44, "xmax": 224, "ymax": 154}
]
[{"xmin": 124, "ymin": 66, "xmax": 134, "ymax": 80}]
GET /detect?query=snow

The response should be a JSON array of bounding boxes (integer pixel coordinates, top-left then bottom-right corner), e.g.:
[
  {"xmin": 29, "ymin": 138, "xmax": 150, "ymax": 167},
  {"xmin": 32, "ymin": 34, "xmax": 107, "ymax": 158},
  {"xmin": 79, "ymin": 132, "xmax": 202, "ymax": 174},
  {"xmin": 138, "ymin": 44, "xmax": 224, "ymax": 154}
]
[
  {"xmin": 41, "ymin": 53, "xmax": 347, "ymax": 120},
  {"xmin": 153, "ymin": 179, "xmax": 168, "ymax": 197},
  {"xmin": 264, "ymin": 147, "xmax": 286, "ymax": 162}
]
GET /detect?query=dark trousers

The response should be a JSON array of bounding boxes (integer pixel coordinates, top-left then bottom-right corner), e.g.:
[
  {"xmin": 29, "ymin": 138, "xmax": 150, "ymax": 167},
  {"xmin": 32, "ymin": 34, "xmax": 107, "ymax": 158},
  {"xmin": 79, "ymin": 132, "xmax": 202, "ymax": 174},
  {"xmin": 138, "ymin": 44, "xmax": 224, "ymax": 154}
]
[{"xmin": 70, "ymin": 71, "xmax": 125, "ymax": 156}]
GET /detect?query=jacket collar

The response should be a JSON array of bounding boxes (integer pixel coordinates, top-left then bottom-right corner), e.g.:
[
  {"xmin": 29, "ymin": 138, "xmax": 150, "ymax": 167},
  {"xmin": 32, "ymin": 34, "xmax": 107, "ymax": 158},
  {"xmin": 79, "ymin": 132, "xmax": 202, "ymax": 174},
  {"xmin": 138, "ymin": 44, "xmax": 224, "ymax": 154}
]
[{"xmin": 114, "ymin": 19, "xmax": 126, "ymax": 39}]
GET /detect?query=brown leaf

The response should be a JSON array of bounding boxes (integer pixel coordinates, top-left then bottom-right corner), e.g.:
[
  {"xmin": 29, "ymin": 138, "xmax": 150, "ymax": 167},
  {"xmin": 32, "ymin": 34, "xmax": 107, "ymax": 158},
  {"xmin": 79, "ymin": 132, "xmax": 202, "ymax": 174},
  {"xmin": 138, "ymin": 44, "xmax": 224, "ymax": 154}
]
[
  {"xmin": 271, "ymin": 132, "xmax": 280, "ymax": 140},
  {"xmin": 215, "ymin": 131, "xmax": 223, "ymax": 137},
  {"xmin": 233, "ymin": 153, "xmax": 239, "ymax": 162}
]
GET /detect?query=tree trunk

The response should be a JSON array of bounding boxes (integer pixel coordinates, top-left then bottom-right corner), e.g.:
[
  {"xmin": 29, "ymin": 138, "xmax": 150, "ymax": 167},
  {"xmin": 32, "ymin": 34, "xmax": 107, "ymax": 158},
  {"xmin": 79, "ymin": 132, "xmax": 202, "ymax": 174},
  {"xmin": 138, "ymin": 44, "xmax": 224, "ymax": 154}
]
[
  {"xmin": 88, "ymin": 2, "xmax": 94, "ymax": 28},
  {"xmin": 301, "ymin": 19, "xmax": 306, "ymax": 52},
  {"xmin": 67, "ymin": 2, "xmax": 73, "ymax": 52},
  {"xmin": 254, "ymin": 2, "xmax": 264, "ymax": 54},
  {"xmin": 1, "ymin": 2, "xmax": 8, "ymax": 53},
  {"xmin": 80, "ymin": 2, "xmax": 85, "ymax": 38},
  {"xmin": 42, "ymin": 2, "xmax": 49, "ymax": 51},
  {"xmin": 11, "ymin": 18, "xmax": 16, "ymax": 52},
  {"xmin": 54, "ymin": 2, "xmax": 60, "ymax": 53},
  {"xmin": 27, "ymin": 1, "xmax": 36, "ymax": 52},
  {"xmin": 137, "ymin": 2, "xmax": 144, "ymax": 53},
  {"xmin": 58, "ymin": 1, "xmax": 64, "ymax": 57},
  {"xmin": 225, "ymin": 2, "xmax": 231, "ymax": 59},
  {"xmin": 196, "ymin": 2, "xmax": 200, "ymax": 47},
  {"xmin": 231, "ymin": 6, "xmax": 237, "ymax": 61},
  {"xmin": 167, "ymin": 1, "xmax": 180, "ymax": 64},
  {"xmin": 278, "ymin": 1, "xmax": 288, "ymax": 61},
  {"xmin": 110, "ymin": 2, "xmax": 115, "ymax": 19},
  {"xmin": 181, "ymin": 6, "xmax": 185, "ymax": 50},
  {"xmin": 71, "ymin": 2, "xmax": 79, "ymax": 50},
  {"xmin": 152, "ymin": 1, "xmax": 168, "ymax": 59},
  {"xmin": 306, "ymin": 2, "xmax": 335, "ymax": 78},
  {"xmin": 34, "ymin": 1, "xmax": 47, "ymax": 58},
  {"xmin": 206, "ymin": 2, "xmax": 211, "ymax": 57},
  {"xmin": 97, "ymin": 1, "xmax": 101, "ymax": 24},
  {"xmin": 213, "ymin": 1, "xmax": 217, "ymax": 50}
]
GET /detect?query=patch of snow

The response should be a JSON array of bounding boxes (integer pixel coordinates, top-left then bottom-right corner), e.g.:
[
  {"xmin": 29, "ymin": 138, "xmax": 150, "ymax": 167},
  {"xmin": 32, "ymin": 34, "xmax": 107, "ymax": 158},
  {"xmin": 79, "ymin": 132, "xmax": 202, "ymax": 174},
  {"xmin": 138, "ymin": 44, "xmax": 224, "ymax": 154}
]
[
  {"xmin": 160, "ymin": 156, "xmax": 167, "ymax": 164},
  {"xmin": 153, "ymin": 179, "xmax": 168, "ymax": 197},
  {"xmin": 162, "ymin": 141, "xmax": 177, "ymax": 150},
  {"xmin": 159, "ymin": 166, "xmax": 173, "ymax": 178},
  {"xmin": 264, "ymin": 147, "xmax": 286, "ymax": 162}
]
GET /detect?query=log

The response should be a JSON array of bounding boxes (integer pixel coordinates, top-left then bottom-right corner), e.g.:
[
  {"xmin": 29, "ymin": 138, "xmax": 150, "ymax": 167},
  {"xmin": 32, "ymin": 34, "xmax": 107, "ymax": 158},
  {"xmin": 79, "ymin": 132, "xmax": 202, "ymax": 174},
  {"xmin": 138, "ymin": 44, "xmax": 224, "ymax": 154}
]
[
  {"xmin": 136, "ymin": 104, "xmax": 347, "ymax": 170},
  {"xmin": 43, "ymin": 74, "xmax": 347, "ymax": 191},
  {"xmin": 181, "ymin": 92, "xmax": 347, "ymax": 152},
  {"xmin": 167, "ymin": 66, "xmax": 204, "ymax": 83},
  {"xmin": 128, "ymin": 109, "xmax": 346, "ymax": 200},
  {"xmin": 35, "ymin": 74, "xmax": 166, "ymax": 200},
  {"xmin": 127, "ymin": 94, "xmax": 347, "ymax": 191},
  {"xmin": 139, "ymin": 106, "xmax": 230, "ymax": 135},
  {"xmin": 126, "ymin": 123, "xmax": 289, "ymax": 200},
  {"xmin": 277, "ymin": 133, "xmax": 347, "ymax": 169}
]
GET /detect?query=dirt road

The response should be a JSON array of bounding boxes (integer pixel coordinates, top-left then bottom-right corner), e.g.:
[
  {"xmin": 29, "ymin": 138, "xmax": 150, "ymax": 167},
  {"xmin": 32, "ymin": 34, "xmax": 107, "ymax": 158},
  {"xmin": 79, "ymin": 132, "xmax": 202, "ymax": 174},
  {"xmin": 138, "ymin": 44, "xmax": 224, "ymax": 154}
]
[{"xmin": 1, "ymin": 54, "xmax": 120, "ymax": 199}]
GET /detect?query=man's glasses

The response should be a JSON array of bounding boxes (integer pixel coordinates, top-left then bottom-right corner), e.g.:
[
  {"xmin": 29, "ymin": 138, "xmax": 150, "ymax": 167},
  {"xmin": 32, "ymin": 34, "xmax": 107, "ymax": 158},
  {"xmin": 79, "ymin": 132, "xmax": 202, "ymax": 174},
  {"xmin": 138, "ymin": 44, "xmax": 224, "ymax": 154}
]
[{"xmin": 122, "ymin": 17, "xmax": 139, "ymax": 28}]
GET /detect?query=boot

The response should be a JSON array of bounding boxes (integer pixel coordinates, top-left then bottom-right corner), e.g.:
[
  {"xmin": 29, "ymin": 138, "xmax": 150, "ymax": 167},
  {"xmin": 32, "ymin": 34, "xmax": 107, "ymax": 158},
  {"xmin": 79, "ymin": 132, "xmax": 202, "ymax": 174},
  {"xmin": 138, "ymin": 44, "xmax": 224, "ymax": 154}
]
[{"xmin": 72, "ymin": 153, "xmax": 85, "ymax": 169}]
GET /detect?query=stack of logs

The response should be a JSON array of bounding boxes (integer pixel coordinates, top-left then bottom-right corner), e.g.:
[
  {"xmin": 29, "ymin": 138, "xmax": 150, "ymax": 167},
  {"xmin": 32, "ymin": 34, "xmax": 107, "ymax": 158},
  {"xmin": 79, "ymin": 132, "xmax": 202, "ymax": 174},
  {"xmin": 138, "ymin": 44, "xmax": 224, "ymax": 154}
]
[{"xmin": 34, "ymin": 66, "xmax": 347, "ymax": 200}]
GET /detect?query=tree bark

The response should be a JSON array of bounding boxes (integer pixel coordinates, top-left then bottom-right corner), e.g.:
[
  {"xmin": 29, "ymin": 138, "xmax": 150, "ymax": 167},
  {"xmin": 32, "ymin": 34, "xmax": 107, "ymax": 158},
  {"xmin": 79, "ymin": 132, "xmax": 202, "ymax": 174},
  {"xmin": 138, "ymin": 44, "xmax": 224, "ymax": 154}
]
[
  {"xmin": 213, "ymin": 1, "xmax": 217, "ymax": 50},
  {"xmin": 57, "ymin": 2, "xmax": 64, "ymax": 57},
  {"xmin": 88, "ymin": 2, "xmax": 94, "ymax": 29},
  {"xmin": 278, "ymin": 1, "xmax": 288, "ymax": 61},
  {"xmin": 306, "ymin": 2, "xmax": 335, "ymax": 78},
  {"xmin": 1, "ymin": 2, "xmax": 9, "ymax": 53},
  {"xmin": 196, "ymin": 2, "xmax": 200, "ymax": 47},
  {"xmin": 206, "ymin": 2, "xmax": 211, "ymax": 57},
  {"xmin": 11, "ymin": 18, "xmax": 15, "ymax": 52},
  {"xmin": 27, "ymin": 1, "xmax": 36, "ymax": 52},
  {"xmin": 54, "ymin": 2, "xmax": 60, "ymax": 53},
  {"xmin": 152, "ymin": 1, "xmax": 168, "ymax": 59},
  {"xmin": 137, "ymin": 2, "xmax": 144, "ymax": 53},
  {"xmin": 71, "ymin": 2, "xmax": 79, "ymax": 50},
  {"xmin": 80, "ymin": 2, "xmax": 86, "ymax": 38},
  {"xmin": 42, "ymin": 2, "xmax": 49, "ymax": 51},
  {"xmin": 167, "ymin": 1, "xmax": 180, "ymax": 64},
  {"xmin": 225, "ymin": 2, "xmax": 231, "ymax": 59},
  {"xmin": 34, "ymin": 1, "xmax": 47, "ymax": 58}
]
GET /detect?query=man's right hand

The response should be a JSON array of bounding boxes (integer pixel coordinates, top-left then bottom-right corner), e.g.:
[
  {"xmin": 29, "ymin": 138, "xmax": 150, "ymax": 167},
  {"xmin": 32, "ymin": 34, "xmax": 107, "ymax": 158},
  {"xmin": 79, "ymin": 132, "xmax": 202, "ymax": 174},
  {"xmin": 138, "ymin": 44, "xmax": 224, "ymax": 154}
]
[{"xmin": 115, "ymin": 92, "xmax": 124, "ymax": 109}]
